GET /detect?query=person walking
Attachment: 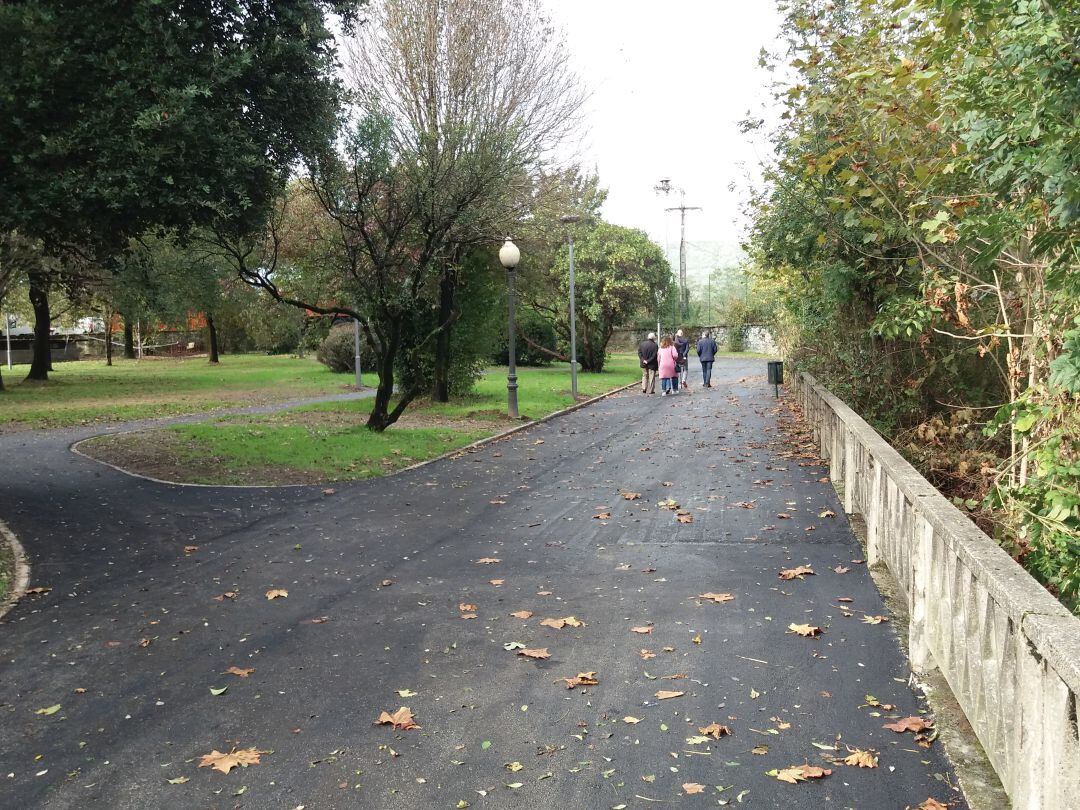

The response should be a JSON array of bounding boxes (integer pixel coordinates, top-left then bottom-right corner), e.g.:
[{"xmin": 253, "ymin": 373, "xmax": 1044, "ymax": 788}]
[
  {"xmin": 674, "ymin": 328, "xmax": 691, "ymax": 390},
  {"xmin": 638, "ymin": 331, "xmax": 659, "ymax": 395},
  {"xmin": 696, "ymin": 330, "xmax": 718, "ymax": 388},
  {"xmin": 658, "ymin": 336, "xmax": 680, "ymax": 396}
]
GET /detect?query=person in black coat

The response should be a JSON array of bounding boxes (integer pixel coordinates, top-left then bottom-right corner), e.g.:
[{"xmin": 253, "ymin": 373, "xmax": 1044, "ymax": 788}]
[
  {"xmin": 637, "ymin": 332, "xmax": 659, "ymax": 395},
  {"xmin": 696, "ymin": 331, "xmax": 719, "ymax": 388}
]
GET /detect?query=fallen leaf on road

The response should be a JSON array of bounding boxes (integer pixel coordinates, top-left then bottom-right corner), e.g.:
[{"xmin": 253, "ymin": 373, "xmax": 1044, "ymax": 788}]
[
  {"xmin": 25, "ymin": 586, "xmax": 52, "ymax": 595},
  {"xmin": 35, "ymin": 704, "xmax": 61, "ymax": 716},
  {"xmin": 489, "ymin": 499, "xmax": 506, "ymax": 505},
  {"xmin": 843, "ymin": 748, "xmax": 878, "ymax": 768},
  {"xmin": 779, "ymin": 565, "xmax": 815, "ymax": 580},
  {"xmin": 224, "ymin": 666, "xmax": 254, "ymax": 678},
  {"xmin": 509, "ymin": 610, "xmax": 533, "ymax": 619},
  {"xmin": 623, "ymin": 716, "xmax": 642, "ymax": 724},
  {"xmin": 593, "ymin": 512, "xmax": 612, "ymax": 520},
  {"xmin": 540, "ymin": 616, "xmax": 583, "ymax": 629},
  {"xmin": 490, "ymin": 579, "xmax": 505, "ymax": 585},
  {"xmin": 198, "ymin": 747, "xmax": 265, "ymax": 774},
  {"xmin": 662, "ymin": 481, "xmax": 674, "ymax": 487},
  {"xmin": 380, "ymin": 579, "xmax": 394, "ymax": 587},
  {"xmin": 558, "ymin": 672, "xmax": 599, "ymax": 689},
  {"xmin": 396, "ymin": 688, "xmax": 418, "ymax": 697},
  {"xmin": 265, "ymin": 589, "xmax": 288, "ymax": 600},
  {"xmin": 682, "ymin": 783, "xmax": 705, "ymax": 795},
  {"xmin": 459, "ymin": 603, "xmax": 478, "ymax": 612},
  {"xmin": 630, "ymin": 626, "xmax": 653, "ymax": 634},
  {"xmin": 752, "ymin": 744, "xmax": 769, "ymax": 755},
  {"xmin": 138, "ymin": 637, "xmax": 152, "ymax": 648},
  {"xmin": 675, "ymin": 511, "xmax": 693, "ymax": 523},
  {"xmin": 658, "ymin": 498, "xmax": 679, "ymax": 510},
  {"xmin": 818, "ymin": 509, "xmax": 836, "ymax": 518},
  {"xmin": 166, "ymin": 776, "xmax": 189, "ymax": 784},
  {"xmin": 776, "ymin": 513, "xmax": 792, "ymax": 519},
  {"xmin": 699, "ymin": 722, "xmax": 731, "ymax": 739},
  {"xmin": 620, "ymin": 491, "xmax": 641, "ymax": 501},
  {"xmin": 322, "ymin": 488, "xmax": 336, "ymax": 496},
  {"xmin": 376, "ymin": 707, "xmax": 420, "ymax": 730},
  {"xmin": 862, "ymin": 615, "xmax": 889, "ymax": 624},
  {"xmin": 787, "ymin": 623, "xmax": 823, "ymax": 637},
  {"xmin": 213, "ymin": 591, "xmax": 237, "ymax": 601},
  {"xmin": 655, "ymin": 690, "xmax": 685, "ymax": 700},
  {"xmin": 517, "ymin": 648, "xmax": 551, "ymax": 660},
  {"xmin": 769, "ymin": 764, "xmax": 832, "ymax": 784},
  {"xmin": 476, "ymin": 557, "xmax": 501, "ymax": 564},
  {"xmin": 883, "ymin": 716, "xmax": 933, "ymax": 733},
  {"xmin": 917, "ymin": 800, "xmax": 950, "ymax": 810},
  {"xmin": 505, "ymin": 760, "xmax": 524, "ymax": 771},
  {"xmin": 834, "ymin": 565, "xmax": 850, "ymax": 574},
  {"xmin": 695, "ymin": 592, "xmax": 735, "ymax": 604},
  {"xmin": 639, "ymin": 649, "xmax": 656, "ymax": 660}
]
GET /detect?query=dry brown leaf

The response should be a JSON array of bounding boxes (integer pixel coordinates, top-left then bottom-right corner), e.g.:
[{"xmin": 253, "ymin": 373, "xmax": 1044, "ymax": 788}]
[
  {"xmin": 630, "ymin": 625, "xmax": 653, "ymax": 634},
  {"xmin": 458, "ymin": 603, "xmax": 477, "ymax": 612},
  {"xmin": 558, "ymin": 671, "xmax": 599, "ymax": 689},
  {"xmin": 917, "ymin": 800, "xmax": 950, "ymax": 810},
  {"xmin": 265, "ymin": 589, "xmax": 288, "ymax": 600},
  {"xmin": 138, "ymin": 637, "xmax": 152, "ymax": 648},
  {"xmin": 883, "ymin": 716, "xmax": 934, "ymax": 734},
  {"xmin": 862, "ymin": 615, "xmax": 889, "ymax": 625},
  {"xmin": 639, "ymin": 649, "xmax": 656, "ymax": 660},
  {"xmin": 752, "ymin": 744, "xmax": 769, "ymax": 755},
  {"xmin": 475, "ymin": 557, "xmax": 501, "ymax": 564},
  {"xmin": 509, "ymin": 610, "xmax": 533, "ymax": 619},
  {"xmin": 771, "ymin": 763, "xmax": 832, "ymax": 784},
  {"xmin": 322, "ymin": 488, "xmax": 336, "ymax": 496},
  {"xmin": 695, "ymin": 592, "xmax": 735, "ymax": 604},
  {"xmin": 460, "ymin": 613, "xmax": 478, "ymax": 620},
  {"xmin": 682, "ymin": 783, "xmax": 705, "ymax": 795},
  {"xmin": 622, "ymin": 716, "xmax": 642, "ymax": 724},
  {"xmin": 516, "ymin": 648, "xmax": 551, "ymax": 660},
  {"xmin": 834, "ymin": 565, "xmax": 850, "ymax": 574},
  {"xmin": 787, "ymin": 623, "xmax": 823, "ymax": 637},
  {"xmin": 183, "ymin": 545, "xmax": 199, "ymax": 554},
  {"xmin": 380, "ymin": 579, "xmax": 394, "ymax": 587},
  {"xmin": 224, "ymin": 666, "xmax": 255, "ymax": 678},
  {"xmin": 843, "ymin": 748, "xmax": 878, "ymax": 768},
  {"xmin": 698, "ymin": 722, "xmax": 731, "ymax": 739},
  {"xmin": 376, "ymin": 706, "xmax": 420, "ymax": 730},
  {"xmin": 655, "ymin": 690, "xmax": 685, "ymax": 700},
  {"xmin": 778, "ymin": 565, "xmax": 815, "ymax": 580},
  {"xmin": 197, "ymin": 747, "xmax": 265, "ymax": 774},
  {"xmin": 776, "ymin": 513, "xmax": 792, "ymax": 519},
  {"xmin": 213, "ymin": 591, "xmax": 237, "ymax": 601},
  {"xmin": 593, "ymin": 511, "xmax": 612, "ymax": 520},
  {"xmin": 620, "ymin": 491, "xmax": 641, "ymax": 501},
  {"xmin": 489, "ymin": 579, "xmax": 505, "ymax": 586},
  {"xmin": 675, "ymin": 511, "xmax": 694, "ymax": 524}
]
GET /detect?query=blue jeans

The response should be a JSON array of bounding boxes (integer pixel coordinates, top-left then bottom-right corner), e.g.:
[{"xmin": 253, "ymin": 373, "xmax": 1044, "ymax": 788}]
[
  {"xmin": 701, "ymin": 361, "xmax": 713, "ymax": 386},
  {"xmin": 661, "ymin": 377, "xmax": 676, "ymax": 393}
]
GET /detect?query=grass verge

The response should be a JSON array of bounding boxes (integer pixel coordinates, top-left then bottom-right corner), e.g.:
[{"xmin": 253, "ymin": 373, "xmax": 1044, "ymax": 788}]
[
  {"xmin": 78, "ymin": 355, "xmax": 641, "ymax": 485},
  {"xmin": 0, "ymin": 354, "xmax": 351, "ymax": 432},
  {"xmin": 0, "ymin": 536, "xmax": 12, "ymax": 605}
]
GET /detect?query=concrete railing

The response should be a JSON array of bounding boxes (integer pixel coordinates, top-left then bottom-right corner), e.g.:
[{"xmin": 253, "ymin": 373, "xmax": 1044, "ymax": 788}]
[{"xmin": 790, "ymin": 371, "xmax": 1080, "ymax": 810}]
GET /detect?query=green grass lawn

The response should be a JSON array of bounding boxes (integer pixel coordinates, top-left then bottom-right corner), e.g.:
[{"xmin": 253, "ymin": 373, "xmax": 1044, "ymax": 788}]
[
  {"xmin": 82, "ymin": 354, "xmax": 641, "ymax": 484},
  {"xmin": 0, "ymin": 354, "xmax": 350, "ymax": 430}
]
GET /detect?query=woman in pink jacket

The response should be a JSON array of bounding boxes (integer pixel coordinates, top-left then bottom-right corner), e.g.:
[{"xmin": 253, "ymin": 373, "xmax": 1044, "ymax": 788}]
[{"xmin": 658, "ymin": 336, "xmax": 680, "ymax": 396}]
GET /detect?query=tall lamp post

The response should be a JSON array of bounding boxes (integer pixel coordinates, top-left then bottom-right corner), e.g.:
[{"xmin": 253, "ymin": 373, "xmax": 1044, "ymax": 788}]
[
  {"xmin": 559, "ymin": 214, "xmax": 581, "ymax": 398},
  {"xmin": 353, "ymin": 316, "xmax": 363, "ymax": 388},
  {"xmin": 499, "ymin": 237, "xmax": 521, "ymax": 419}
]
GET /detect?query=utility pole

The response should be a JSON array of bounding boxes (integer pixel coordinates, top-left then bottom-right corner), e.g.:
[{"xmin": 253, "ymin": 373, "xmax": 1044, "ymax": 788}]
[{"xmin": 654, "ymin": 179, "xmax": 701, "ymax": 323}]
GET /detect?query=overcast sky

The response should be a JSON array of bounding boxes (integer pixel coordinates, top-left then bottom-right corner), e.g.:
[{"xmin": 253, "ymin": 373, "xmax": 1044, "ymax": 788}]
[{"xmin": 544, "ymin": 0, "xmax": 783, "ymax": 277}]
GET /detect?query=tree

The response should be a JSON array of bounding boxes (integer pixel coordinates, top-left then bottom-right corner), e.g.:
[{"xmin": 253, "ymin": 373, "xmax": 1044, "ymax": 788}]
[
  {"xmin": 0, "ymin": 0, "xmax": 358, "ymax": 380},
  {"xmin": 345, "ymin": 0, "xmax": 585, "ymax": 403},
  {"xmin": 532, "ymin": 222, "xmax": 670, "ymax": 372}
]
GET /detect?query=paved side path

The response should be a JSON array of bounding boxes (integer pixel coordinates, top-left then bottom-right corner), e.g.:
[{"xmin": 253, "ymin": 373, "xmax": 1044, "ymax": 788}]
[{"xmin": 0, "ymin": 359, "xmax": 965, "ymax": 809}]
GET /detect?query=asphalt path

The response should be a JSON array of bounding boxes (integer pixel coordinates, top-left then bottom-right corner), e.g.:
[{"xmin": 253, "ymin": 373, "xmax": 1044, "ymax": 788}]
[{"xmin": 0, "ymin": 358, "xmax": 966, "ymax": 809}]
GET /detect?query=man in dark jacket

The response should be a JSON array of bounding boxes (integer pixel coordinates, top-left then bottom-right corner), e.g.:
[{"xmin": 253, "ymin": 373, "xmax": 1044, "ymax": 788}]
[
  {"xmin": 637, "ymin": 332, "xmax": 659, "ymax": 394},
  {"xmin": 674, "ymin": 329, "xmax": 691, "ymax": 389},
  {"xmin": 696, "ymin": 331, "xmax": 718, "ymax": 388}
]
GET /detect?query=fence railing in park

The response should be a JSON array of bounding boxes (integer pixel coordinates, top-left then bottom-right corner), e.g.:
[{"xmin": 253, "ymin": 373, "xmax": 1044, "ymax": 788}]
[{"xmin": 790, "ymin": 370, "xmax": 1080, "ymax": 810}]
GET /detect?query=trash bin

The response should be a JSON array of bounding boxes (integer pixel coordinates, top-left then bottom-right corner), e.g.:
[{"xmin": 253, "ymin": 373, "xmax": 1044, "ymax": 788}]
[{"xmin": 767, "ymin": 361, "xmax": 784, "ymax": 397}]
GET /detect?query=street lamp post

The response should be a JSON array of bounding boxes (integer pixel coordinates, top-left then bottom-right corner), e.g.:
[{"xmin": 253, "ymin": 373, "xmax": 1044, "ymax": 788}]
[
  {"xmin": 499, "ymin": 237, "xmax": 521, "ymax": 419},
  {"xmin": 353, "ymin": 316, "xmax": 362, "ymax": 388},
  {"xmin": 559, "ymin": 214, "xmax": 581, "ymax": 398}
]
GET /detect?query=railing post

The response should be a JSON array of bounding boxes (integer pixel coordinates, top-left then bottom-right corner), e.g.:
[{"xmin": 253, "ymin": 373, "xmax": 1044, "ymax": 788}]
[
  {"xmin": 866, "ymin": 460, "xmax": 884, "ymax": 566},
  {"xmin": 909, "ymin": 512, "xmax": 935, "ymax": 674},
  {"xmin": 843, "ymin": 428, "xmax": 857, "ymax": 514}
]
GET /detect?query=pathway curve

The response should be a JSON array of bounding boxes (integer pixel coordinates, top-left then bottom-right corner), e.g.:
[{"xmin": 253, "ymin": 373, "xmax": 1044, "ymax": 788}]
[{"xmin": 0, "ymin": 359, "xmax": 965, "ymax": 809}]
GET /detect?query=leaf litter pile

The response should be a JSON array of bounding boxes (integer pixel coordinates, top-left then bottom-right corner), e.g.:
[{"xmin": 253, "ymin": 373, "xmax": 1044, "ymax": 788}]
[{"xmin": 8, "ymin": 370, "xmax": 963, "ymax": 810}]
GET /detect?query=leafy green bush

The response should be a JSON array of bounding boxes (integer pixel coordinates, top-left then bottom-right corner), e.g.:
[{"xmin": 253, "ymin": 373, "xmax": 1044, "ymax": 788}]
[{"xmin": 316, "ymin": 323, "xmax": 374, "ymax": 374}]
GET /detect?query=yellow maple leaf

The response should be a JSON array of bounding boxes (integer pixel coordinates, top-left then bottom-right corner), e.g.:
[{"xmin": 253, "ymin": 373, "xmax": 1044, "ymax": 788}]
[{"xmin": 198, "ymin": 747, "xmax": 265, "ymax": 774}]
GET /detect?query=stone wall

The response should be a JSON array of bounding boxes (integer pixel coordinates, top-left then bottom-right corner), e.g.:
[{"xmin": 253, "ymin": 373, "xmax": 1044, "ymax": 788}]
[{"xmin": 791, "ymin": 370, "xmax": 1080, "ymax": 810}]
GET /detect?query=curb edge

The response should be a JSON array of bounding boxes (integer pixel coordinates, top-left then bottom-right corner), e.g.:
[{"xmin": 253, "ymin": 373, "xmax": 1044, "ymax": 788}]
[{"xmin": 0, "ymin": 519, "xmax": 30, "ymax": 621}]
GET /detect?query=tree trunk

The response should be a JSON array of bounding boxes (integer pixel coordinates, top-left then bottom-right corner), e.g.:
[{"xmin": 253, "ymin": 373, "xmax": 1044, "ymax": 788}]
[
  {"xmin": 26, "ymin": 271, "xmax": 51, "ymax": 381},
  {"xmin": 431, "ymin": 269, "xmax": 459, "ymax": 402},
  {"xmin": 207, "ymin": 314, "xmax": 220, "ymax": 363},
  {"xmin": 123, "ymin": 318, "xmax": 135, "ymax": 359},
  {"xmin": 104, "ymin": 311, "xmax": 114, "ymax": 366}
]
